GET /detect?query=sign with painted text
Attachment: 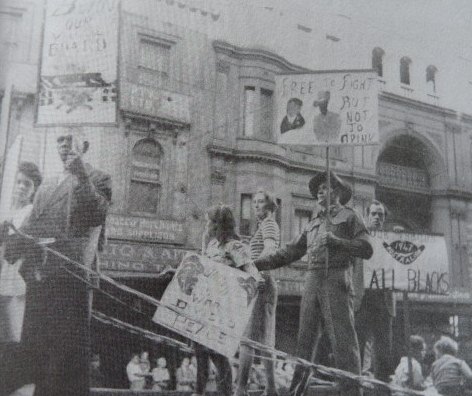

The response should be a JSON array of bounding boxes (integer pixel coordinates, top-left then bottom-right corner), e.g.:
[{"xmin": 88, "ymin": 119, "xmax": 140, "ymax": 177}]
[
  {"xmin": 99, "ymin": 242, "xmax": 193, "ymax": 276},
  {"xmin": 364, "ymin": 231, "xmax": 449, "ymax": 294},
  {"xmin": 275, "ymin": 70, "xmax": 379, "ymax": 146},
  {"xmin": 106, "ymin": 214, "xmax": 186, "ymax": 244},
  {"xmin": 153, "ymin": 253, "xmax": 258, "ymax": 357},
  {"xmin": 37, "ymin": 0, "xmax": 119, "ymax": 125},
  {"xmin": 121, "ymin": 82, "xmax": 191, "ymax": 124}
]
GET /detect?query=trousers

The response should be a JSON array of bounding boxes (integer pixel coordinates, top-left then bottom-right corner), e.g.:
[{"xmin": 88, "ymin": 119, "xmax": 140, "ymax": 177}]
[
  {"xmin": 195, "ymin": 343, "xmax": 232, "ymax": 396},
  {"xmin": 355, "ymin": 292, "xmax": 393, "ymax": 382},
  {"xmin": 289, "ymin": 268, "xmax": 362, "ymax": 396}
]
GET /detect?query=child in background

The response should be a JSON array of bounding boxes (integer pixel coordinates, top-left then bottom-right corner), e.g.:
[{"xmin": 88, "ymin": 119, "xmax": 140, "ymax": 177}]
[
  {"xmin": 391, "ymin": 335, "xmax": 426, "ymax": 394},
  {"xmin": 431, "ymin": 336, "xmax": 472, "ymax": 396}
]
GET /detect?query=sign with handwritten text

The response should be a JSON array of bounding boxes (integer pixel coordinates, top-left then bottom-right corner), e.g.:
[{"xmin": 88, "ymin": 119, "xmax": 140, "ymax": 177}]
[
  {"xmin": 153, "ymin": 253, "xmax": 258, "ymax": 357},
  {"xmin": 36, "ymin": 0, "xmax": 119, "ymax": 125},
  {"xmin": 364, "ymin": 231, "xmax": 450, "ymax": 294},
  {"xmin": 275, "ymin": 70, "xmax": 379, "ymax": 146}
]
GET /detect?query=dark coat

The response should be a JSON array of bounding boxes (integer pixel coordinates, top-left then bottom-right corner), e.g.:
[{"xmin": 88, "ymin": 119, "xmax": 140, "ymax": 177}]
[{"xmin": 280, "ymin": 113, "xmax": 305, "ymax": 134}]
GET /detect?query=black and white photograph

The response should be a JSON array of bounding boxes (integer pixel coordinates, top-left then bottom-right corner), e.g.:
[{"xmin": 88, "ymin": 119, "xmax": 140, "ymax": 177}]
[{"xmin": 0, "ymin": 1, "xmax": 472, "ymax": 396}]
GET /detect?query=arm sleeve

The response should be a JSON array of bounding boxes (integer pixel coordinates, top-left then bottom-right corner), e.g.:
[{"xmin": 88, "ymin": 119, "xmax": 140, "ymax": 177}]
[
  {"xmin": 74, "ymin": 170, "xmax": 112, "ymax": 228},
  {"xmin": 332, "ymin": 212, "xmax": 373, "ymax": 260},
  {"xmin": 460, "ymin": 360, "xmax": 472, "ymax": 380},
  {"xmin": 254, "ymin": 231, "xmax": 307, "ymax": 271}
]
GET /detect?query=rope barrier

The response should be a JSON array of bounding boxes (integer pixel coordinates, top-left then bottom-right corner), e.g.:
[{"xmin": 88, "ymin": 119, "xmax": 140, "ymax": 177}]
[
  {"xmin": 4, "ymin": 223, "xmax": 432, "ymax": 396},
  {"xmin": 92, "ymin": 310, "xmax": 193, "ymax": 353}
]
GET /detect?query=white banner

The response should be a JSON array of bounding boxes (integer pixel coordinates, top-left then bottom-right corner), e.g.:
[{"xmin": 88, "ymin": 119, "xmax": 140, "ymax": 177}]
[
  {"xmin": 153, "ymin": 253, "xmax": 257, "ymax": 358},
  {"xmin": 275, "ymin": 70, "xmax": 379, "ymax": 146},
  {"xmin": 36, "ymin": 0, "xmax": 119, "ymax": 125},
  {"xmin": 364, "ymin": 231, "xmax": 450, "ymax": 294}
]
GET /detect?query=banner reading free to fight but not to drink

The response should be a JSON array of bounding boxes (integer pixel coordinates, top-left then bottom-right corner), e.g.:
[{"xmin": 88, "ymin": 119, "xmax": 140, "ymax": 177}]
[
  {"xmin": 364, "ymin": 231, "xmax": 450, "ymax": 295},
  {"xmin": 275, "ymin": 70, "xmax": 379, "ymax": 146},
  {"xmin": 153, "ymin": 253, "xmax": 258, "ymax": 358}
]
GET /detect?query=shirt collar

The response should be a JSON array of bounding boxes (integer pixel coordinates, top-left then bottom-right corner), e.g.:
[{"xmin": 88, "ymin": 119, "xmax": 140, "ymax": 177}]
[{"xmin": 314, "ymin": 204, "xmax": 342, "ymax": 219}]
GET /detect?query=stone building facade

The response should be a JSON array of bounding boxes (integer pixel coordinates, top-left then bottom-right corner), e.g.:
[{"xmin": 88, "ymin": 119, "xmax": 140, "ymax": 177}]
[{"xmin": 2, "ymin": 0, "xmax": 472, "ymax": 381}]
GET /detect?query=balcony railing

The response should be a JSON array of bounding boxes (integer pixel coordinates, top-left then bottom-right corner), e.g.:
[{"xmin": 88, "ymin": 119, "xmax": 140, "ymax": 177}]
[{"xmin": 377, "ymin": 162, "xmax": 429, "ymax": 190}]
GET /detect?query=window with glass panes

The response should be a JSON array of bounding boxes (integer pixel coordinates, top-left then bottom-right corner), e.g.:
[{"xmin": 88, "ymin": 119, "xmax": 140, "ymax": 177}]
[{"xmin": 129, "ymin": 138, "xmax": 162, "ymax": 215}]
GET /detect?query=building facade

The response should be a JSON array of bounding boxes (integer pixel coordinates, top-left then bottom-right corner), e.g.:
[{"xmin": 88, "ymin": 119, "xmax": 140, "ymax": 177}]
[{"xmin": 2, "ymin": 0, "xmax": 472, "ymax": 383}]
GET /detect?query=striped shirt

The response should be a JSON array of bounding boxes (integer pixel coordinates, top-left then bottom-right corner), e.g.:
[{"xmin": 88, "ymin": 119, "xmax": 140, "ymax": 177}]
[
  {"xmin": 431, "ymin": 354, "xmax": 472, "ymax": 392},
  {"xmin": 249, "ymin": 215, "xmax": 280, "ymax": 260}
]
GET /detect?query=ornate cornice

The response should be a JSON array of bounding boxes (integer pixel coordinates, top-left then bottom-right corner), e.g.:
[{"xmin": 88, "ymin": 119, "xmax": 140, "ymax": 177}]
[
  {"xmin": 212, "ymin": 41, "xmax": 311, "ymax": 73},
  {"xmin": 380, "ymin": 91, "xmax": 458, "ymax": 117}
]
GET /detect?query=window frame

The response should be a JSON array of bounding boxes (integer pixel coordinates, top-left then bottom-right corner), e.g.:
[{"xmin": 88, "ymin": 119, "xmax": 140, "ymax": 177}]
[
  {"xmin": 400, "ymin": 56, "xmax": 412, "ymax": 85},
  {"xmin": 372, "ymin": 47, "xmax": 385, "ymax": 78},
  {"xmin": 136, "ymin": 32, "xmax": 176, "ymax": 88},
  {"xmin": 240, "ymin": 78, "xmax": 276, "ymax": 141},
  {"xmin": 128, "ymin": 137, "xmax": 163, "ymax": 216}
]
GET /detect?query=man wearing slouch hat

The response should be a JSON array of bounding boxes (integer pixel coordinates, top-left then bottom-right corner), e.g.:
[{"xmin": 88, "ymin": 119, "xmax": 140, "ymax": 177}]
[
  {"xmin": 0, "ymin": 132, "xmax": 111, "ymax": 396},
  {"xmin": 253, "ymin": 171, "xmax": 372, "ymax": 396}
]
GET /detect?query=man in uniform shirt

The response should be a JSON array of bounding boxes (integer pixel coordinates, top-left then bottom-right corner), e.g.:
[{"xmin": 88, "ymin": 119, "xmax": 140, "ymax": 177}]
[
  {"xmin": 254, "ymin": 171, "xmax": 373, "ymax": 396},
  {"xmin": 313, "ymin": 91, "xmax": 341, "ymax": 143}
]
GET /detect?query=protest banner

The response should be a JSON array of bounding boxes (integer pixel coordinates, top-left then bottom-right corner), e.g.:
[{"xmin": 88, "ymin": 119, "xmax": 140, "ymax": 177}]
[
  {"xmin": 153, "ymin": 253, "xmax": 258, "ymax": 358},
  {"xmin": 275, "ymin": 70, "xmax": 379, "ymax": 146},
  {"xmin": 364, "ymin": 231, "xmax": 450, "ymax": 294},
  {"xmin": 36, "ymin": 0, "xmax": 119, "ymax": 125}
]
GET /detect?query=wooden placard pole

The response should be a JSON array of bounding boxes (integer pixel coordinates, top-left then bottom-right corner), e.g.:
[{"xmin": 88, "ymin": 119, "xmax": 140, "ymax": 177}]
[{"xmin": 403, "ymin": 290, "xmax": 413, "ymax": 386}]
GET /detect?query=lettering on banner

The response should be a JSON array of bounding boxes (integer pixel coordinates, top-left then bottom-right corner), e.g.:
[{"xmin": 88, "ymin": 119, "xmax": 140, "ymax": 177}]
[
  {"xmin": 276, "ymin": 71, "xmax": 379, "ymax": 146},
  {"xmin": 153, "ymin": 253, "xmax": 256, "ymax": 357},
  {"xmin": 364, "ymin": 231, "xmax": 450, "ymax": 295},
  {"xmin": 37, "ymin": 0, "xmax": 118, "ymax": 124}
]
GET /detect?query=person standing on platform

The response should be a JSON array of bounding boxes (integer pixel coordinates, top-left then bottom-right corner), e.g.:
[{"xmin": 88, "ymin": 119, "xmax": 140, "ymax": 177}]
[
  {"xmin": 235, "ymin": 190, "xmax": 280, "ymax": 396},
  {"xmin": 354, "ymin": 200, "xmax": 396, "ymax": 382},
  {"xmin": 194, "ymin": 204, "xmax": 263, "ymax": 396},
  {"xmin": 0, "ymin": 132, "xmax": 112, "ymax": 396},
  {"xmin": 254, "ymin": 171, "xmax": 373, "ymax": 396}
]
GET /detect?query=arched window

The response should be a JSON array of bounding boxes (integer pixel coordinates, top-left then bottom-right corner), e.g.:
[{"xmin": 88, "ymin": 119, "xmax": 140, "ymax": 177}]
[
  {"xmin": 129, "ymin": 138, "xmax": 162, "ymax": 214},
  {"xmin": 426, "ymin": 65, "xmax": 438, "ymax": 93},
  {"xmin": 400, "ymin": 56, "xmax": 412, "ymax": 85},
  {"xmin": 372, "ymin": 47, "xmax": 385, "ymax": 77}
]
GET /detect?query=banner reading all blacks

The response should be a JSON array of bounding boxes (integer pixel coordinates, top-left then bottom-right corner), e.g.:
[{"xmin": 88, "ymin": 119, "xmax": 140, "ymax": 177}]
[{"xmin": 364, "ymin": 231, "xmax": 449, "ymax": 294}]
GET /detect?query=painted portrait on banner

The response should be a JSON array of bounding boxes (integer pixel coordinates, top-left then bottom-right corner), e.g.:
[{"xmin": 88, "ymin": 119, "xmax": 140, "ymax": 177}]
[
  {"xmin": 364, "ymin": 231, "xmax": 450, "ymax": 295},
  {"xmin": 275, "ymin": 70, "xmax": 379, "ymax": 146},
  {"xmin": 153, "ymin": 253, "xmax": 258, "ymax": 358},
  {"xmin": 36, "ymin": 0, "xmax": 119, "ymax": 125}
]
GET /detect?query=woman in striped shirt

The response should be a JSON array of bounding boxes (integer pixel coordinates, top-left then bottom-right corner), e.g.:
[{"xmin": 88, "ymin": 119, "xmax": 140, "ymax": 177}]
[{"xmin": 235, "ymin": 190, "xmax": 280, "ymax": 396}]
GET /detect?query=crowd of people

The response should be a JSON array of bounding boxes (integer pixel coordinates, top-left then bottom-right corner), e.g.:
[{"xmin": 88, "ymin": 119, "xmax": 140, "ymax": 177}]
[
  {"xmin": 124, "ymin": 352, "xmax": 296, "ymax": 393},
  {"xmin": 0, "ymin": 131, "xmax": 471, "ymax": 396}
]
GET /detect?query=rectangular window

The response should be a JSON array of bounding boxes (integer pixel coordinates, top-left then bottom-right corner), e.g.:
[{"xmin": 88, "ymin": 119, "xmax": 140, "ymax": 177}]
[
  {"xmin": 139, "ymin": 39, "xmax": 170, "ymax": 85},
  {"xmin": 240, "ymin": 193, "xmax": 253, "ymax": 236},
  {"xmin": 293, "ymin": 209, "xmax": 312, "ymax": 237},
  {"xmin": 243, "ymin": 86, "xmax": 256, "ymax": 137},
  {"xmin": 260, "ymin": 88, "xmax": 274, "ymax": 140}
]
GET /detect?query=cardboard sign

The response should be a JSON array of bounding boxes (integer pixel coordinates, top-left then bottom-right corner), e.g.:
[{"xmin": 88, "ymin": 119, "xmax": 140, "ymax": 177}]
[
  {"xmin": 153, "ymin": 253, "xmax": 258, "ymax": 358},
  {"xmin": 36, "ymin": 0, "xmax": 119, "ymax": 125},
  {"xmin": 364, "ymin": 231, "xmax": 450, "ymax": 294},
  {"xmin": 275, "ymin": 70, "xmax": 379, "ymax": 146}
]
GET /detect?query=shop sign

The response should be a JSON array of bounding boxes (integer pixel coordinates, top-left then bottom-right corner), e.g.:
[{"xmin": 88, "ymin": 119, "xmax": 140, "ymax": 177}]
[
  {"xmin": 99, "ymin": 241, "xmax": 192, "ymax": 275},
  {"xmin": 121, "ymin": 81, "xmax": 191, "ymax": 124},
  {"xmin": 106, "ymin": 214, "xmax": 186, "ymax": 244}
]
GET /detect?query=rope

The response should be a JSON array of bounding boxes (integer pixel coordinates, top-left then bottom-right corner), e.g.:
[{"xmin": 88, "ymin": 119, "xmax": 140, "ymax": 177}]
[{"xmin": 5, "ymin": 223, "xmax": 429, "ymax": 396}]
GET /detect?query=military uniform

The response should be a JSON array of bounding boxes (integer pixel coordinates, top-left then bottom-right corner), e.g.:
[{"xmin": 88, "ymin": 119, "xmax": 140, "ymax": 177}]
[{"xmin": 255, "ymin": 202, "xmax": 372, "ymax": 396}]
